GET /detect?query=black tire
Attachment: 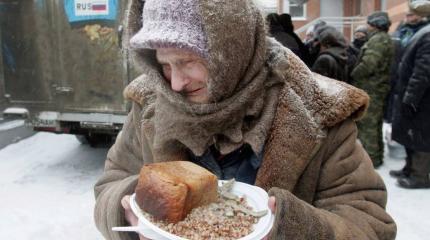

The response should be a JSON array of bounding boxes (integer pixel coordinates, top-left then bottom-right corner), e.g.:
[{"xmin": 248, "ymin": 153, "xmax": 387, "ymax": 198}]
[
  {"xmin": 76, "ymin": 133, "xmax": 113, "ymax": 147},
  {"xmin": 75, "ymin": 134, "xmax": 89, "ymax": 144}
]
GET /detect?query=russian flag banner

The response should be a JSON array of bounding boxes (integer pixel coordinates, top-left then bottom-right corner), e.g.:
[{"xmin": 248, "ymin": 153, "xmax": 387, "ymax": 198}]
[
  {"xmin": 74, "ymin": 0, "xmax": 109, "ymax": 16},
  {"xmin": 65, "ymin": 0, "xmax": 117, "ymax": 22},
  {"xmin": 92, "ymin": 3, "xmax": 107, "ymax": 11}
]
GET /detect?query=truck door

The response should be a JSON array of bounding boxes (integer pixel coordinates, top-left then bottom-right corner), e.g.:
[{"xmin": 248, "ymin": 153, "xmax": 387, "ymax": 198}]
[
  {"xmin": 0, "ymin": 0, "xmax": 53, "ymax": 110},
  {"xmin": 0, "ymin": 0, "xmax": 132, "ymax": 114},
  {"xmin": 52, "ymin": 0, "xmax": 130, "ymax": 114}
]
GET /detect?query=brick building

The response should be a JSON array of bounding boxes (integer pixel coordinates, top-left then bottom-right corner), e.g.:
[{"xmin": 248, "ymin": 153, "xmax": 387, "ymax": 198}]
[{"xmin": 256, "ymin": 0, "xmax": 410, "ymax": 40}]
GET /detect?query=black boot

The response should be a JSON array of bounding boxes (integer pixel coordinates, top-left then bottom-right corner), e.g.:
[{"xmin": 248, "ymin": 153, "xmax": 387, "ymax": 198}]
[
  {"xmin": 397, "ymin": 176, "xmax": 430, "ymax": 189},
  {"xmin": 390, "ymin": 149, "xmax": 413, "ymax": 178},
  {"xmin": 389, "ymin": 169, "xmax": 410, "ymax": 178}
]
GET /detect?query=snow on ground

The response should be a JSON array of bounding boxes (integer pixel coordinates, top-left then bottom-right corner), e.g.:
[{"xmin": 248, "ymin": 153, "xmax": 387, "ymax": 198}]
[
  {"xmin": 0, "ymin": 132, "xmax": 106, "ymax": 240},
  {"xmin": 377, "ymin": 151, "xmax": 430, "ymax": 240},
  {"xmin": 0, "ymin": 130, "xmax": 429, "ymax": 239},
  {"xmin": 0, "ymin": 119, "xmax": 25, "ymax": 131}
]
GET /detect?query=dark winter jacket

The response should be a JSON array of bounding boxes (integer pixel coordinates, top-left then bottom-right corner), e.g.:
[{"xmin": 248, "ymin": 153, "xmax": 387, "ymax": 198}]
[
  {"xmin": 270, "ymin": 25, "xmax": 301, "ymax": 54},
  {"xmin": 386, "ymin": 21, "xmax": 429, "ymax": 122},
  {"xmin": 268, "ymin": 15, "xmax": 307, "ymax": 62},
  {"xmin": 312, "ymin": 47, "xmax": 348, "ymax": 82},
  {"xmin": 392, "ymin": 24, "xmax": 430, "ymax": 151},
  {"xmin": 346, "ymin": 45, "xmax": 360, "ymax": 83}
]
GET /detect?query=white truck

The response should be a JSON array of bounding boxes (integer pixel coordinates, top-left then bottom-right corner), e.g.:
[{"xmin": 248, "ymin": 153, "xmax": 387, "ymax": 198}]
[{"xmin": 0, "ymin": 0, "xmax": 137, "ymax": 146}]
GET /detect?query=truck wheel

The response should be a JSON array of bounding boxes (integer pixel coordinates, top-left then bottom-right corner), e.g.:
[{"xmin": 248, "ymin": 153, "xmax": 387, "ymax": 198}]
[
  {"xmin": 76, "ymin": 133, "xmax": 113, "ymax": 147},
  {"xmin": 75, "ymin": 134, "xmax": 89, "ymax": 144}
]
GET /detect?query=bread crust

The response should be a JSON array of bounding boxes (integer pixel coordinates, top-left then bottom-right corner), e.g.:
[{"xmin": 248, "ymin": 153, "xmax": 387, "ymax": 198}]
[{"xmin": 135, "ymin": 161, "xmax": 218, "ymax": 223}]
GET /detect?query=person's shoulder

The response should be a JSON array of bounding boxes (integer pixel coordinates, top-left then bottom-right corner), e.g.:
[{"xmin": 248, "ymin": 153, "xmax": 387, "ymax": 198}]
[
  {"xmin": 366, "ymin": 32, "xmax": 392, "ymax": 50},
  {"xmin": 312, "ymin": 73, "xmax": 369, "ymax": 127},
  {"xmin": 123, "ymin": 74, "xmax": 157, "ymax": 107},
  {"xmin": 373, "ymin": 31, "xmax": 391, "ymax": 42},
  {"xmin": 317, "ymin": 52, "xmax": 336, "ymax": 60}
]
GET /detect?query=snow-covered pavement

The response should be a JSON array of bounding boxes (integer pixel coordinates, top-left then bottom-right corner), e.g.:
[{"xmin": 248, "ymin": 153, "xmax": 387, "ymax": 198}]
[
  {"xmin": 0, "ymin": 131, "xmax": 429, "ymax": 240},
  {"xmin": 0, "ymin": 132, "xmax": 105, "ymax": 240},
  {"xmin": 377, "ymin": 155, "xmax": 430, "ymax": 240}
]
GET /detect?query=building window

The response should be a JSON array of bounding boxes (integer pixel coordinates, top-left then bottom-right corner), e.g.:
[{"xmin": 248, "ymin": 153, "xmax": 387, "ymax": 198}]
[
  {"xmin": 283, "ymin": 0, "xmax": 307, "ymax": 20},
  {"xmin": 289, "ymin": 2, "xmax": 306, "ymax": 19}
]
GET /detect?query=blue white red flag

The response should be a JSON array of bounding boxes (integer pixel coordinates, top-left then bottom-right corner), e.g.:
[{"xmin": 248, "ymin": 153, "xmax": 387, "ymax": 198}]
[{"xmin": 64, "ymin": 0, "xmax": 117, "ymax": 23}]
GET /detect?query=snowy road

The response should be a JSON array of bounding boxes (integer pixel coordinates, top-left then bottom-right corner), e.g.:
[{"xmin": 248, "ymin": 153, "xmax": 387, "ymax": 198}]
[
  {"xmin": 0, "ymin": 132, "xmax": 106, "ymax": 240},
  {"xmin": 0, "ymin": 130, "xmax": 429, "ymax": 239}
]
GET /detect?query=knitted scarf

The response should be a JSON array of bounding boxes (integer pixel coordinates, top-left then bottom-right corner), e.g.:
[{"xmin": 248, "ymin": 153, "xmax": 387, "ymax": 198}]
[{"xmin": 126, "ymin": 0, "xmax": 286, "ymax": 159}]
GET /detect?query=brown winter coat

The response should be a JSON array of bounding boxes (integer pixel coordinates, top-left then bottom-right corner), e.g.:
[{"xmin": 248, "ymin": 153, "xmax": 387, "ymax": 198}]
[{"xmin": 94, "ymin": 47, "xmax": 396, "ymax": 239}]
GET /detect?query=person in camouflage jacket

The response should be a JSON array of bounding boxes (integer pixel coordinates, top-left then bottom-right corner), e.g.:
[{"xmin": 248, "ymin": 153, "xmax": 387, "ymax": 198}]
[{"xmin": 351, "ymin": 12, "xmax": 394, "ymax": 167}]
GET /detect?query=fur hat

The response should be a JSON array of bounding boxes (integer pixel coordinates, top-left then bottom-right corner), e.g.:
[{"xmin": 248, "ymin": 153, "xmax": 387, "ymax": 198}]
[
  {"xmin": 409, "ymin": 0, "xmax": 430, "ymax": 17},
  {"xmin": 129, "ymin": 0, "xmax": 209, "ymax": 59},
  {"xmin": 367, "ymin": 11, "xmax": 391, "ymax": 31},
  {"xmin": 316, "ymin": 26, "xmax": 347, "ymax": 48},
  {"xmin": 354, "ymin": 25, "xmax": 368, "ymax": 35}
]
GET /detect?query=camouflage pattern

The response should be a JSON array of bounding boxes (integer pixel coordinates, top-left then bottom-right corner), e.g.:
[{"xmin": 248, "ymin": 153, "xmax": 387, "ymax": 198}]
[{"xmin": 351, "ymin": 30, "xmax": 394, "ymax": 166}]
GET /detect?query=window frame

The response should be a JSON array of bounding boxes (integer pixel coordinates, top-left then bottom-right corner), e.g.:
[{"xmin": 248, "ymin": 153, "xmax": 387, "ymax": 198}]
[
  {"xmin": 289, "ymin": 2, "xmax": 307, "ymax": 20},
  {"xmin": 283, "ymin": 0, "xmax": 307, "ymax": 20}
]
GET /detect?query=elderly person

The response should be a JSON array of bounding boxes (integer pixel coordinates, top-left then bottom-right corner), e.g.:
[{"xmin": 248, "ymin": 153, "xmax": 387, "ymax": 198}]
[
  {"xmin": 94, "ymin": 1, "xmax": 396, "ymax": 239},
  {"xmin": 351, "ymin": 12, "xmax": 394, "ymax": 168}
]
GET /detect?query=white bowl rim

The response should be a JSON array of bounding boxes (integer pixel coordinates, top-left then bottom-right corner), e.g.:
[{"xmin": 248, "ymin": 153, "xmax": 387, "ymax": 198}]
[{"xmin": 130, "ymin": 180, "xmax": 275, "ymax": 240}]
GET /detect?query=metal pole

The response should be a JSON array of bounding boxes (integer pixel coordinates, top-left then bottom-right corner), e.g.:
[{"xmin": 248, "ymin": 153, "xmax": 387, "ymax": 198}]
[
  {"xmin": 278, "ymin": 0, "xmax": 283, "ymax": 14},
  {"xmin": 0, "ymin": 24, "xmax": 5, "ymax": 105}
]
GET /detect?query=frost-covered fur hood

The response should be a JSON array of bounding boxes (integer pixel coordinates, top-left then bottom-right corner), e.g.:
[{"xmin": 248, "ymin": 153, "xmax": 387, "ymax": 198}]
[
  {"xmin": 123, "ymin": 0, "xmax": 369, "ymax": 160},
  {"xmin": 124, "ymin": 0, "xmax": 268, "ymax": 102}
]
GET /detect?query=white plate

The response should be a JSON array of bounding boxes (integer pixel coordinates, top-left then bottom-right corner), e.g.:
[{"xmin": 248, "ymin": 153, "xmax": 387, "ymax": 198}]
[{"xmin": 118, "ymin": 180, "xmax": 275, "ymax": 240}]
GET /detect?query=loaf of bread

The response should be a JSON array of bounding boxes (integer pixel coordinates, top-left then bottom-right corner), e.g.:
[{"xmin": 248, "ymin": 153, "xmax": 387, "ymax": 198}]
[{"xmin": 135, "ymin": 161, "xmax": 218, "ymax": 223}]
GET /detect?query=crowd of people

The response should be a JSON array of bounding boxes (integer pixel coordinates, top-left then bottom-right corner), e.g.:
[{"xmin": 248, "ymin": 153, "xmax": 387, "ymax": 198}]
[{"xmin": 267, "ymin": 4, "xmax": 430, "ymax": 189}]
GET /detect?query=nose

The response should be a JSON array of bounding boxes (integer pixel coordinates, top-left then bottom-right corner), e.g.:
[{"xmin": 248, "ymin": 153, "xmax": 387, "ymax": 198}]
[{"xmin": 170, "ymin": 67, "xmax": 189, "ymax": 92}]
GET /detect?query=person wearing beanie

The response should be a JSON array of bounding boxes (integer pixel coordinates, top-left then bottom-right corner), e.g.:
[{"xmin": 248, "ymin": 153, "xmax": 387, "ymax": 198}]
[
  {"xmin": 304, "ymin": 20, "xmax": 327, "ymax": 67},
  {"xmin": 278, "ymin": 13, "xmax": 309, "ymax": 63},
  {"xmin": 352, "ymin": 25, "xmax": 368, "ymax": 50},
  {"xmin": 390, "ymin": 4, "xmax": 430, "ymax": 189},
  {"xmin": 351, "ymin": 11, "xmax": 394, "ymax": 168},
  {"xmin": 346, "ymin": 25, "xmax": 368, "ymax": 83},
  {"xmin": 266, "ymin": 13, "xmax": 301, "ymax": 56},
  {"xmin": 312, "ymin": 26, "xmax": 348, "ymax": 82},
  {"xmin": 94, "ymin": 1, "xmax": 396, "ymax": 239}
]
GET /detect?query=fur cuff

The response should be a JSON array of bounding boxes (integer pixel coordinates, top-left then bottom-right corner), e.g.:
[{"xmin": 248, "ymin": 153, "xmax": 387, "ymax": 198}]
[{"xmin": 268, "ymin": 187, "xmax": 334, "ymax": 240}]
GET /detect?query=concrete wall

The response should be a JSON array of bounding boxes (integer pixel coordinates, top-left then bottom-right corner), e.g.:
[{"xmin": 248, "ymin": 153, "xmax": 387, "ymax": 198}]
[{"xmin": 321, "ymin": 0, "xmax": 343, "ymax": 17}]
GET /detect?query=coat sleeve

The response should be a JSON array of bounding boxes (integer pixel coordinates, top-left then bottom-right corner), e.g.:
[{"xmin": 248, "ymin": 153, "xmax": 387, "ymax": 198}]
[
  {"xmin": 351, "ymin": 36, "xmax": 385, "ymax": 80},
  {"xmin": 402, "ymin": 34, "xmax": 430, "ymax": 108},
  {"xmin": 94, "ymin": 102, "xmax": 146, "ymax": 240},
  {"xmin": 268, "ymin": 119, "xmax": 396, "ymax": 240}
]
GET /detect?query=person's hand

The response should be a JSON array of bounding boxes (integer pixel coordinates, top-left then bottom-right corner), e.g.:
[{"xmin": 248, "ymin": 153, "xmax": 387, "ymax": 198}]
[
  {"xmin": 262, "ymin": 196, "xmax": 276, "ymax": 240},
  {"xmin": 121, "ymin": 195, "xmax": 149, "ymax": 240}
]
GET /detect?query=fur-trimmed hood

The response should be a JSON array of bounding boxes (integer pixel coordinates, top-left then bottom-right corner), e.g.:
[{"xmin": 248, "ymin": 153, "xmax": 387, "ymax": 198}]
[
  {"xmin": 124, "ymin": 40, "xmax": 368, "ymax": 131},
  {"xmin": 123, "ymin": 0, "xmax": 369, "ymax": 164}
]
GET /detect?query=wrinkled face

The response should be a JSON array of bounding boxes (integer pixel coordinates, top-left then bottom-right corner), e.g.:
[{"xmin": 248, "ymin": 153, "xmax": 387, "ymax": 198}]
[{"xmin": 156, "ymin": 48, "xmax": 210, "ymax": 104}]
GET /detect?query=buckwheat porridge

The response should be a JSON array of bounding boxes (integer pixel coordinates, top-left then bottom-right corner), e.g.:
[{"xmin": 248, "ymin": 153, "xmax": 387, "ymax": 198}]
[{"xmin": 138, "ymin": 179, "xmax": 268, "ymax": 240}]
